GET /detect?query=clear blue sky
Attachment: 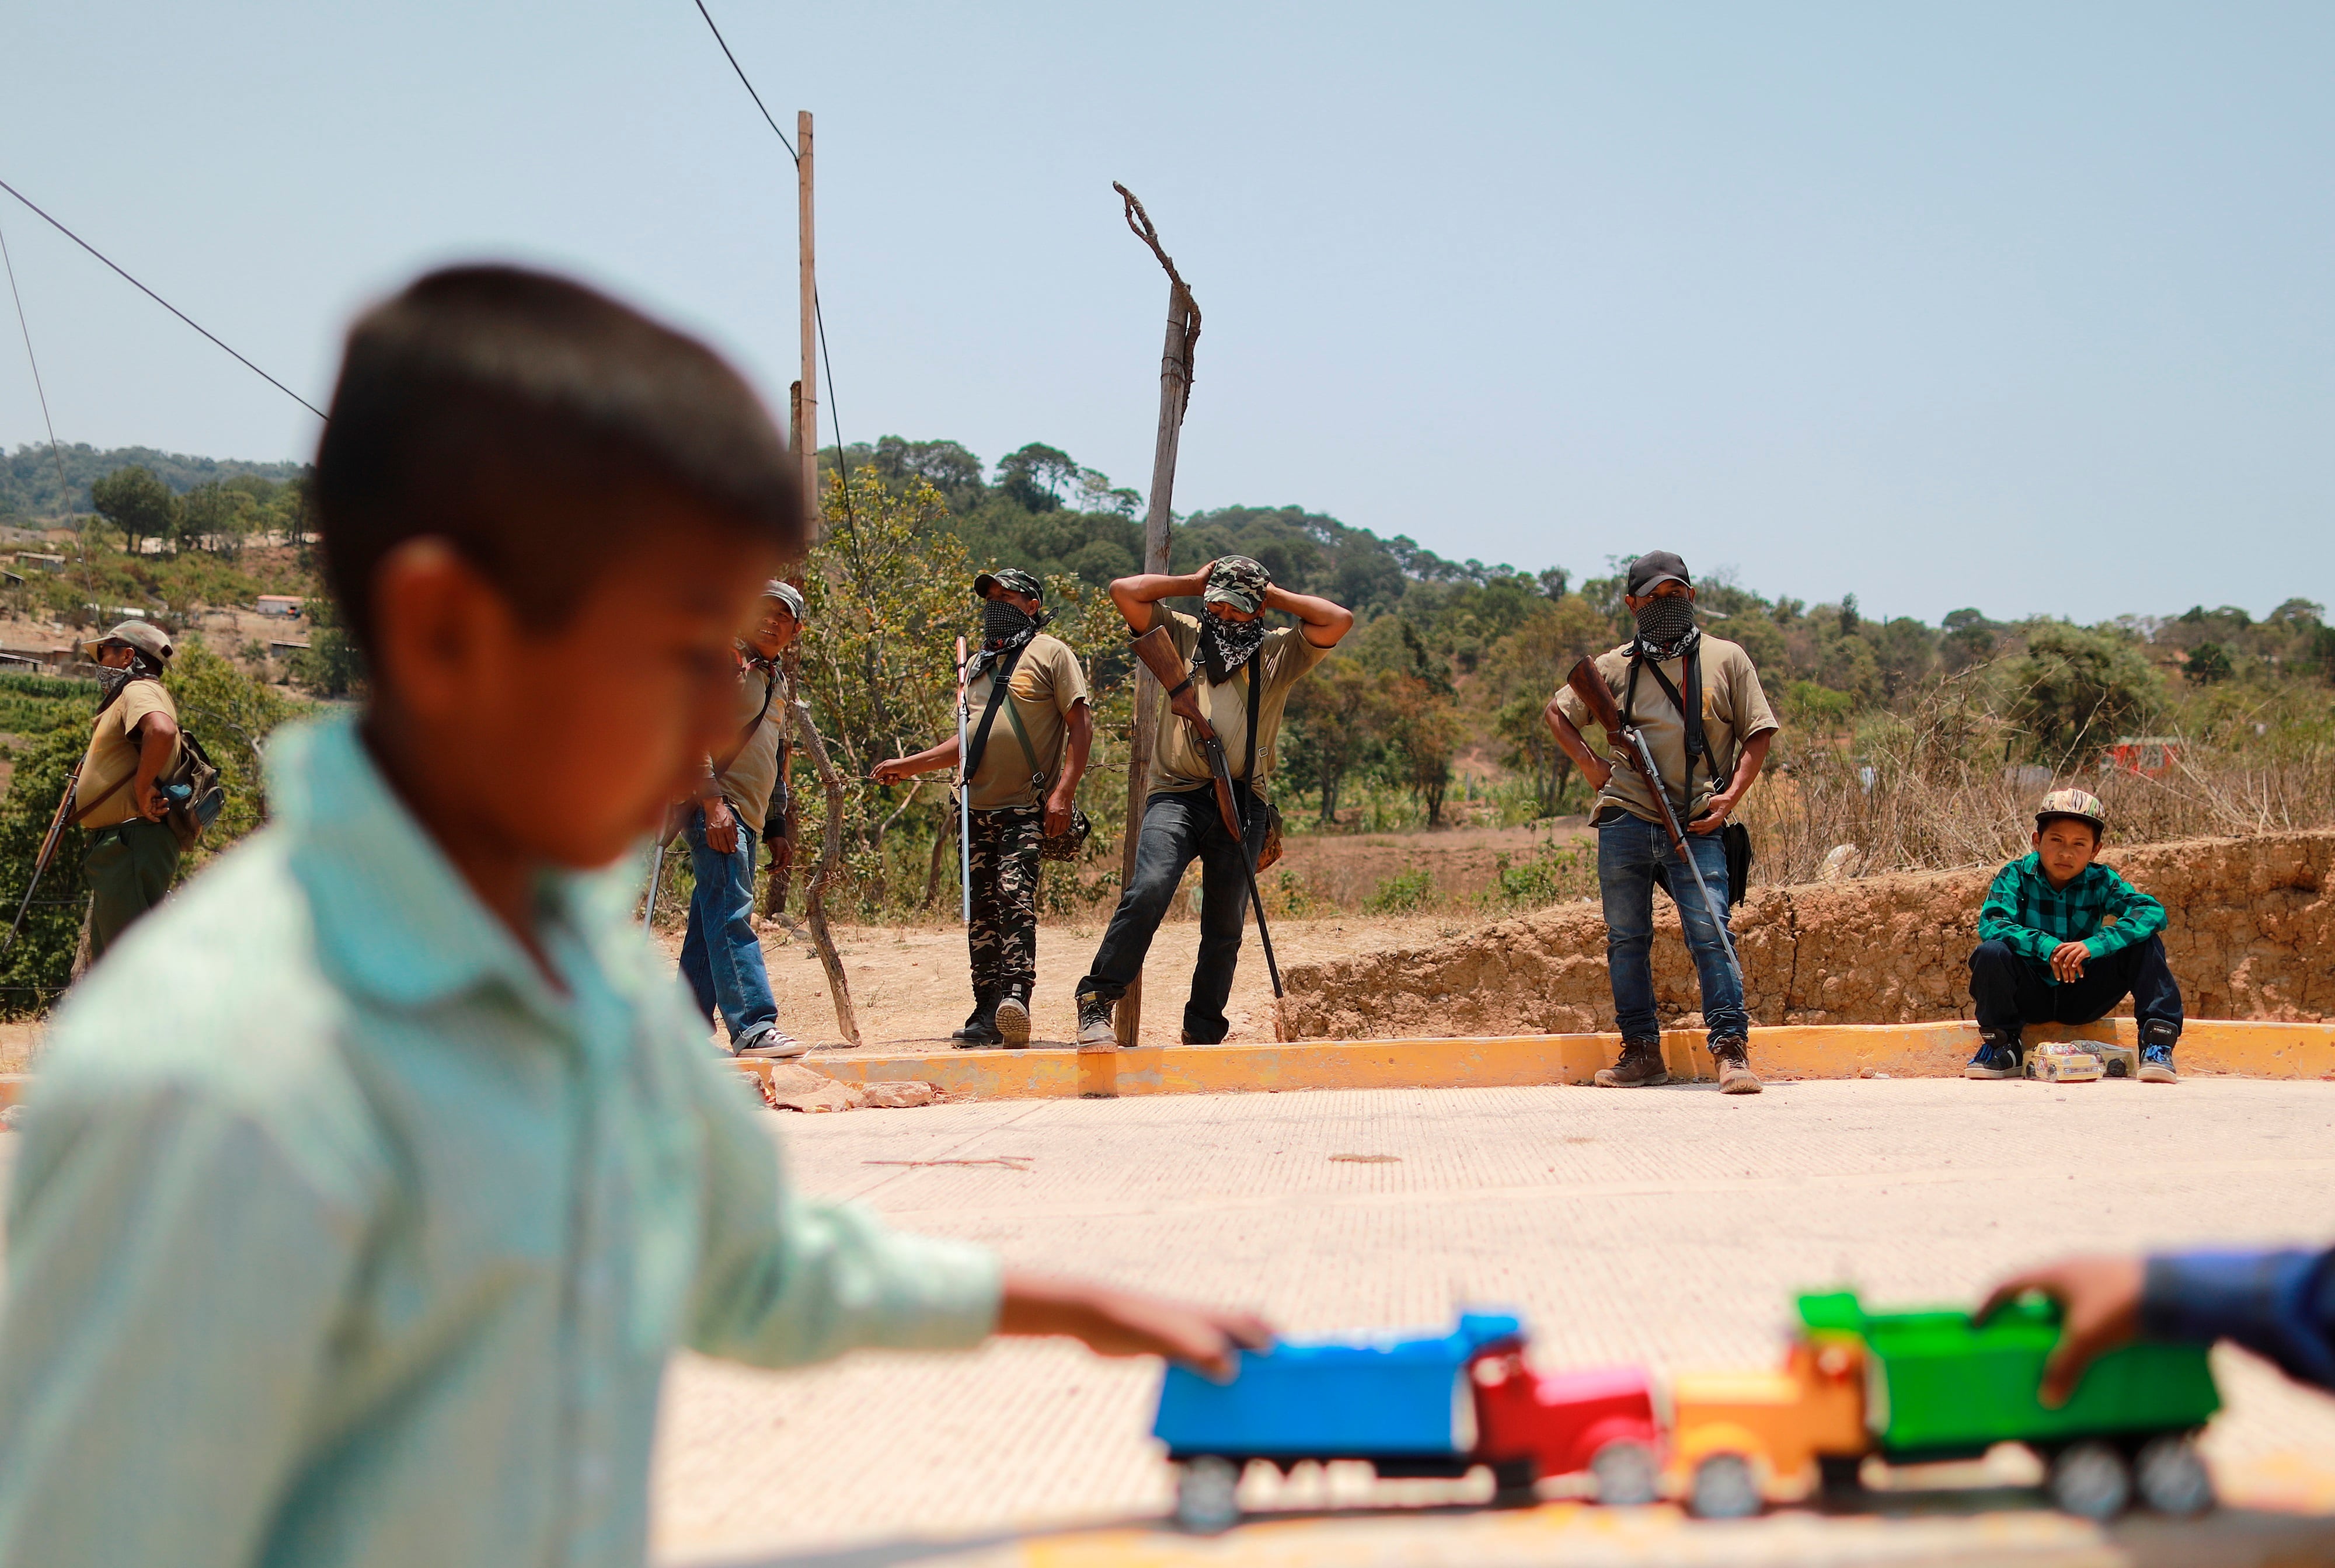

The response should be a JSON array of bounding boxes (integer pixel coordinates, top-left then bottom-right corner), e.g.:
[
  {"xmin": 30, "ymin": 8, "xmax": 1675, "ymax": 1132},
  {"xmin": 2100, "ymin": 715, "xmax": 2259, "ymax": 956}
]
[{"xmin": 3, "ymin": 2, "xmax": 2328, "ymax": 623}]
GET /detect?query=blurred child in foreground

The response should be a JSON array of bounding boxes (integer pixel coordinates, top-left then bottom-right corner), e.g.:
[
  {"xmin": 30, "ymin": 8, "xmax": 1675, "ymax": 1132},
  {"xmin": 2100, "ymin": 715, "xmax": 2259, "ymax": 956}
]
[{"xmin": 0, "ymin": 266, "xmax": 1264, "ymax": 1567}]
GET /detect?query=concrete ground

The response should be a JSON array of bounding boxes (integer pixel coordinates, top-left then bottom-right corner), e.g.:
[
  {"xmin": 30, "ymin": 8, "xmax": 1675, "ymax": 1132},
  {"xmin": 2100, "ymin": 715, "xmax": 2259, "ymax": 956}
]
[{"xmin": 651, "ymin": 1076, "xmax": 2335, "ymax": 1566}]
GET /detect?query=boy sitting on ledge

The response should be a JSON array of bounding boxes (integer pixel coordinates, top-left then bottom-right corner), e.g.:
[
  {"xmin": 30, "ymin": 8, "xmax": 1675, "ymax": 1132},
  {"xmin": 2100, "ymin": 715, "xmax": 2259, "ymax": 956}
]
[{"xmin": 1965, "ymin": 788, "xmax": 2180, "ymax": 1083}]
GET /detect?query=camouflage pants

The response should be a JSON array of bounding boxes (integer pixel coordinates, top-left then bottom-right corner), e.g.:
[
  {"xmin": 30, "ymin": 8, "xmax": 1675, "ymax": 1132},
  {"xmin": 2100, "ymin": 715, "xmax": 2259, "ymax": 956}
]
[{"xmin": 967, "ymin": 806, "xmax": 1043, "ymax": 1015}]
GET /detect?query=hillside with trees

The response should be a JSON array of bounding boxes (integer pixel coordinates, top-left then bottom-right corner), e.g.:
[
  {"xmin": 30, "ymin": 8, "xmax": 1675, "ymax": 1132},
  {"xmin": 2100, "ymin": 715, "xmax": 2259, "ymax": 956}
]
[{"xmin": 1, "ymin": 437, "xmax": 2327, "ymax": 951}]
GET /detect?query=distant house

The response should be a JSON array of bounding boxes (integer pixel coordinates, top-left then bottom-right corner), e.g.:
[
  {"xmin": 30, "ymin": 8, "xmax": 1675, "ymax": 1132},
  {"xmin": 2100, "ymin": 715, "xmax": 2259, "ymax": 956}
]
[
  {"xmin": 256, "ymin": 595, "xmax": 305, "ymax": 618},
  {"xmin": 14, "ymin": 553, "xmax": 66, "ymax": 574},
  {"xmin": 2102, "ymin": 737, "xmax": 2181, "ymax": 779}
]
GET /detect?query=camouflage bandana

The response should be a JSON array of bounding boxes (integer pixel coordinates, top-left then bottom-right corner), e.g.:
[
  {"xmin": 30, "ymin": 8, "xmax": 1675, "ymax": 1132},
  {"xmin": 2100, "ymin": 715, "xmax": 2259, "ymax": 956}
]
[{"xmin": 1202, "ymin": 556, "xmax": 1270, "ymax": 615}]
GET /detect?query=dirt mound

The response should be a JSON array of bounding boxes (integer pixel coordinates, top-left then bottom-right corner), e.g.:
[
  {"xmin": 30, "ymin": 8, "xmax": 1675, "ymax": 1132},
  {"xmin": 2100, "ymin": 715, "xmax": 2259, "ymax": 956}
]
[{"xmin": 1282, "ymin": 830, "xmax": 2335, "ymax": 1037}]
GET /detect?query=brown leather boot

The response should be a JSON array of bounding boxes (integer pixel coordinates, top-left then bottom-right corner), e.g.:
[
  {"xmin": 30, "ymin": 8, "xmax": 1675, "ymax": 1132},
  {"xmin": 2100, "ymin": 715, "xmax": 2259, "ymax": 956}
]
[
  {"xmin": 1712, "ymin": 1036, "xmax": 1763, "ymax": 1095},
  {"xmin": 1595, "ymin": 1037, "xmax": 1669, "ymax": 1088}
]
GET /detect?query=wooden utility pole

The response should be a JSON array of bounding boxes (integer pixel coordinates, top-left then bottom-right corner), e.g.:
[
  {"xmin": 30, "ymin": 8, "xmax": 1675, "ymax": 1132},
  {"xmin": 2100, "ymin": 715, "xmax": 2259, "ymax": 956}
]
[
  {"xmin": 797, "ymin": 110, "xmax": 821, "ymax": 531},
  {"xmin": 1110, "ymin": 183, "xmax": 1200, "ymax": 1049}
]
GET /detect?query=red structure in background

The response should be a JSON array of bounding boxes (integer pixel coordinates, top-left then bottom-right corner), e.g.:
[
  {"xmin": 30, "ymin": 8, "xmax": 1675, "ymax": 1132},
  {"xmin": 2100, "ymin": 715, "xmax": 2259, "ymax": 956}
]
[{"xmin": 2102, "ymin": 737, "xmax": 2181, "ymax": 779}]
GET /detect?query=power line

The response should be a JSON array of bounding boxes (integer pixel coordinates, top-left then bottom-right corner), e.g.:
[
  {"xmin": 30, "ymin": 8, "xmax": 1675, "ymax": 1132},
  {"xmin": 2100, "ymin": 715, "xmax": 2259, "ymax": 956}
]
[
  {"xmin": 684, "ymin": 3, "xmax": 853, "ymax": 511},
  {"xmin": 0, "ymin": 214, "xmax": 75, "ymax": 514},
  {"xmin": 0, "ymin": 175, "xmax": 326, "ymax": 421},
  {"xmin": 690, "ymin": 1, "xmax": 798, "ymax": 162}
]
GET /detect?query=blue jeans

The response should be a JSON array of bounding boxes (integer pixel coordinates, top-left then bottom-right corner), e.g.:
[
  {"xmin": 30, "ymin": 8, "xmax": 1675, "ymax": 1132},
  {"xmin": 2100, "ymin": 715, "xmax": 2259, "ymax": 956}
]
[
  {"xmin": 1078, "ymin": 788, "xmax": 1271, "ymax": 1044},
  {"xmin": 678, "ymin": 805, "xmax": 779, "ymax": 1044},
  {"xmin": 1597, "ymin": 813, "xmax": 1744, "ymax": 1044}
]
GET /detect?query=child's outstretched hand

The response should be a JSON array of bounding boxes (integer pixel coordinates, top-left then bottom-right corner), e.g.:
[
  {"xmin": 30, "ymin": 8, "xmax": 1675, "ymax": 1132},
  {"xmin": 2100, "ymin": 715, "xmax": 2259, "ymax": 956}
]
[
  {"xmin": 1977, "ymin": 1255, "xmax": 2144, "ymax": 1407},
  {"xmin": 998, "ymin": 1272, "xmax": 1271, "ymax": 1378}
]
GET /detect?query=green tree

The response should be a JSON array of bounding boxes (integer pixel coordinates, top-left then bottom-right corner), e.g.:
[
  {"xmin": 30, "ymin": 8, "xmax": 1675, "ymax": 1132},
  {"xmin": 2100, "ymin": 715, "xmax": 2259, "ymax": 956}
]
[
  {"xmin": 2008, "ymin": 624, "xmax": 2162, "ymax": 766},
  {"xmin": 2184, "ymin": 641, "xmax": 2233, "ymax": 685},
  {"xmin": 1381, "ymin": 672, "xmax": 1462, "ymax": 827},
  {"xmin": 288, "ymin": 595, "xmax": 367, "ymax": 698},
  {"xmin": 175, "ymin": 481, "xmax": 255, "ymax": 557},
  {"xmin": 0, "ymin": 719, "xmax": 97, "ymax": 1015},
  {"xmin": 1282, "ymin": 656, "xmax": 1390, "ymax": 824},
  {"xmin": 89, "ymin": 466, "xmax": 179, "ymax": 557},
  {"xmin": 165, "ymin": 640, "xmax": 305, "ymax": 859}
]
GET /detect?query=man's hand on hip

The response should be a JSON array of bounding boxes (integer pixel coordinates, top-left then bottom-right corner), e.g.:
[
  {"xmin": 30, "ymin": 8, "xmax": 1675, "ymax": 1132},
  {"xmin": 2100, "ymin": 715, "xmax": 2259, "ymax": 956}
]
[
  {"xmin": 1688, "ymin": 792, "xmax": 1738, "ymax": 834},
  {"xmin": 703, "ymin": 798, "xmax": 739, "ymax": 855}
]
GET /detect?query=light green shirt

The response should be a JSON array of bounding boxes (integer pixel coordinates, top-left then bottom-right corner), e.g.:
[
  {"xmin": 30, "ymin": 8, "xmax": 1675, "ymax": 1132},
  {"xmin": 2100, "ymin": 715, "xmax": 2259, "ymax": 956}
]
[{"xmin": 0, "ymin": 716, "xmax": 1000, "ymax": 1568}]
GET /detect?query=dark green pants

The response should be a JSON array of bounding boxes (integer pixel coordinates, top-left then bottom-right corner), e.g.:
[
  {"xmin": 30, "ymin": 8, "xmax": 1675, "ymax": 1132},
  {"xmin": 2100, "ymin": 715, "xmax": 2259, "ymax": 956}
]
[{"xmin": 83, "ymin": 817, "xmax": 180, "ymax": 959}]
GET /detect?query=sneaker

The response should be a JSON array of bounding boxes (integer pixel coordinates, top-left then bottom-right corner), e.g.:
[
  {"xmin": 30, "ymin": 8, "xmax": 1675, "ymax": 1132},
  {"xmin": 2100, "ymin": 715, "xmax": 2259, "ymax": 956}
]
[
  {"xmin": 1964, "ymin": 1033, "xmax": 2022, "ymax": 1079},
  {"xmin": 1594, "ymin": 1037, "xmax": 1669, "ymax": 1088},
  {"xmin": 2139, "ymin": 1020, "xmax": 2179, "ymax": 1083},
  {"xmin": 949, "ymin": 1021, "xmax": 1003, "ymax": 1049},
  {"xmin": 994, "ymin": 994, "xmax": 1031, "ymax": 1049},
  {"xmin": 1076, "ymin": 993, "xmax": 1117, "ymax": 1048},
  {"xmin": 1712, "ymin": 1037, "xmax": 1763, "ymax": 1095},
  {"xmin": 734, "ymin": 1027, "xmax": 808, "ymax": 1060}
]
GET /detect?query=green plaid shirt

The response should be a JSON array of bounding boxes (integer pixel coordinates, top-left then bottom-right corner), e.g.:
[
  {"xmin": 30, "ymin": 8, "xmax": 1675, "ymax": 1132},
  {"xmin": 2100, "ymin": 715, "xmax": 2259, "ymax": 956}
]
[{"xmin": 1977, "ymin": 852, "xmax": 2166, "ymax": 980}]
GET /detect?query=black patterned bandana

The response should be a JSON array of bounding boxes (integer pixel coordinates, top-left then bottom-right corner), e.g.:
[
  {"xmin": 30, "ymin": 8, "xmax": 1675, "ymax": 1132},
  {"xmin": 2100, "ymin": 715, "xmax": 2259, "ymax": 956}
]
[
  {"xmin": 1198, "ymin": 611, "xmax": 1267, "ymax": 684},
  {"xmin": 1632, "ymin": 594, "xmax": 1700, "ymax": 664}
]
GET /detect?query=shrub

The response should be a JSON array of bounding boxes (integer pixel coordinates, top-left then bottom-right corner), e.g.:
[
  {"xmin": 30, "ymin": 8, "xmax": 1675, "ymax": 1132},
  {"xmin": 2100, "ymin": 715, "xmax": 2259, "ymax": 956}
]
[{"xmin": 1363, "ymin": 866, "xmax": 1436, "ymax": 914}]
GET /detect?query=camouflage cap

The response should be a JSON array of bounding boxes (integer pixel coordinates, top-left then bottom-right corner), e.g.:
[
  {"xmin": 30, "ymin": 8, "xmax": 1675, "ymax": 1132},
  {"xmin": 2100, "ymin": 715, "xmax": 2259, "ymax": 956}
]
[
  {"xmin": 1203, "ymin": 556, "xmax": 1271, "ymax": 614},
  {"xmin": 2036, "ymin": 788, "xmax": 2107, "ymax": 834},
  {"xmin": 974, "ymin": 567, "xmax": 1044, "ymax": 600}
]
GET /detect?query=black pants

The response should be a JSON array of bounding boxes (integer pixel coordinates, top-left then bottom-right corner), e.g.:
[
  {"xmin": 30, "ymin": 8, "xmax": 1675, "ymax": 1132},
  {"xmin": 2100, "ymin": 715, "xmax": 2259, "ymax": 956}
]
[
  {"xmin": 1968, "ymin": 935, "xmax": 2183, "ymax": 1039},
  {"xmin": 1078, "ymin": 788, "xmax": 1269, "ymax": 1044}
]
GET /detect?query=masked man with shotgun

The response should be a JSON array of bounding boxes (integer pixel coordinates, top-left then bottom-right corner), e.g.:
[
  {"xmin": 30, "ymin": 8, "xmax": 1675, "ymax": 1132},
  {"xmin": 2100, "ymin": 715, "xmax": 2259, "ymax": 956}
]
[
  {"xmin": 875, "ymin": 569, "xmax": 1092, "ymax": 1047},
  {"xmin": 1546, "ymin": 552, "xmax": 1778, "ymax": 1093},
  {"xmin": 1075, "ymin": 556, "xmax": 1353, "ymax": 1047}
]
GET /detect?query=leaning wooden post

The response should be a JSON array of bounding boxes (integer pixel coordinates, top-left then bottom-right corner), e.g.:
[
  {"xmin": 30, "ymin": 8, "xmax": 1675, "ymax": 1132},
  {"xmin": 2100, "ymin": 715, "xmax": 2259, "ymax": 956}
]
[
  {"xmin": 787, "ymin": 679, "xmax": 862, "ymax": 1047},
  {"xmin": 1111, "ymin": 183, "xmax": 1200, "ymax": 1049}
]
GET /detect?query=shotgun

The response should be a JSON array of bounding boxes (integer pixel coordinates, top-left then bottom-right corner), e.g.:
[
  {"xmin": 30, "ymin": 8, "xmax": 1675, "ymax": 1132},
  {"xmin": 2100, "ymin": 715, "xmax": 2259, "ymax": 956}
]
[
  {"xmin": 1, "ymin": 758, "xmax": 86, "ymax": 957},
  {"xmin": 1564, "ymin": 656, "xmax": 1742, "ymax": 988},
  {"xmin": 1130, "ymin": 626, "xmax": 1291, "ymax": 1041}
]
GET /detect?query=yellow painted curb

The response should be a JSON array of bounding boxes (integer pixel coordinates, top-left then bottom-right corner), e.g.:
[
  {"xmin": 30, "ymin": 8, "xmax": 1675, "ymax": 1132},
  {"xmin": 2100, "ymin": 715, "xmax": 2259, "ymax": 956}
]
[{"xmin": 734, "ymin": 1019, "xmax": 2335, "ymax": 1102}]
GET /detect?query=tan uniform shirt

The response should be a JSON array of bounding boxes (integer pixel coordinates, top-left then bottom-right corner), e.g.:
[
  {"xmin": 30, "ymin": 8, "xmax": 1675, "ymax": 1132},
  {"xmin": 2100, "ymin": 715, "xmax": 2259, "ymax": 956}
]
[
  {"xmin": 714, "ymin": 661, "xmax": 786, "ymax": 830},
  {"xmin": 1142, "ymin": 608, "xmax": 1329, "ymax": 797},
  {"xmin": 1552, "ymin": 635, "xmax": 1779, "ymax": 827},
  {"xmin": 74, "ymin": 679, "xmax": 180, "ymax": 830},
  {"xmin": 964, "ymin": 633, "xmax": 1089, "ymax": 811}
]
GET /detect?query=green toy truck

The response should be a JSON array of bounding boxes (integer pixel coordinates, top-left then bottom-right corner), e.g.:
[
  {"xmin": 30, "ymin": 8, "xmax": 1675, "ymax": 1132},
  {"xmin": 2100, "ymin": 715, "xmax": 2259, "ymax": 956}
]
[{"xmin": 1796, "ymin": 1290, "xmax": 2220, "ymax": 1519}]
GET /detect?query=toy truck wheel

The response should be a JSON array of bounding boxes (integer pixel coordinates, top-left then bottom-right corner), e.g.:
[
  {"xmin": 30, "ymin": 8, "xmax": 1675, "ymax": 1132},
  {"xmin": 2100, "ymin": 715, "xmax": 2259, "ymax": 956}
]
[
  {"xmin": 1688, "ymin": 1453, "xmax": 1762, "ymax": 1520},
  {"xmin": 1590, "ymin": 1440, "xmax": 1660, "ymax": 1507},
  {"xmin": 1489, "ymin": 1458, "xmax": 1539, "ymax": 1506},
  {"xmin": 2047, "ymin": 1441, "xmax": 2132, "ymax": 1521},
  {"xmin": 1818, "ymin": 1455, "xmax": 1865, "ymax": 1501},
  {"xmin": 2134, "ymin": 1435, "xmax": 2214, "ymax": 1517},
  {"xmin": 1173, "ymin": 1457, "xmax": 1242, "ymax": 1535}
]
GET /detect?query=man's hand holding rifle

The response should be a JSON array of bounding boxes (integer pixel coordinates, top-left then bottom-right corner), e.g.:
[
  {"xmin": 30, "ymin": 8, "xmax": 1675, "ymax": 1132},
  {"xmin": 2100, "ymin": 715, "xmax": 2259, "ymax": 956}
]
[{"xmin": 1542, "ymin": 553, "xmax": 1780, "ymax": 1095}]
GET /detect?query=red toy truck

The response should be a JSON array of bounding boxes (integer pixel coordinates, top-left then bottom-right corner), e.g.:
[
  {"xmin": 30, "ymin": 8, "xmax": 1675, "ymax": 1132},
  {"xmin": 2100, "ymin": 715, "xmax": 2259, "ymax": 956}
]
[{"xmin": 1153, "ymin": 1313, "xmax": 1660, "ymax": 1531}]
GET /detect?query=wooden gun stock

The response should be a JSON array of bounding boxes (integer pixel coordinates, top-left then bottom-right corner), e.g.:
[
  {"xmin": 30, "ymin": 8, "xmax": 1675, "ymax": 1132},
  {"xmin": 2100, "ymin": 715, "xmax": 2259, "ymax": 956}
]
[
  {"xmin": 1131, "ymin": 626, "xmax": 1214, "ymax": 741},
  {"xmin": 1565, "ymin": 656, "xmax": 1681, "ymax": 855}
]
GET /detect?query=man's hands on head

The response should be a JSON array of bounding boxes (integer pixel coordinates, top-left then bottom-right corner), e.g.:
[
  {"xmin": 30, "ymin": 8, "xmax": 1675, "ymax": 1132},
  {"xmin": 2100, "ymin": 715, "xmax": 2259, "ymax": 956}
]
[
  {"xmin": 2051, "ymin": 941, "xmax": 2092, "ymax": 982},
  {"xmin": 1978, "ymin": 1255, "xmax": 2145, "ymax": 1407},
  {"xmin": 998, "ymin": 1272, "xmax": 1271, "ymax": 1379}
]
